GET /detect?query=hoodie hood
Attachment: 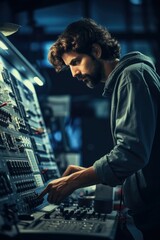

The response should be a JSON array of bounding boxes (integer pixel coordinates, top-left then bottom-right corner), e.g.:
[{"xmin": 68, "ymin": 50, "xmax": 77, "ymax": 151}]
[{"xmin": 103, "ymin": 51, "xmax": 157, "ymax": 97}]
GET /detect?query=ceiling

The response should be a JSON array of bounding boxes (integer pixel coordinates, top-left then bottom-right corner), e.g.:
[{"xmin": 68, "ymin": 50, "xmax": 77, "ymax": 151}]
[{"xmin": 0, "ymin": 0, "xmax": 160, "ymax": 97}]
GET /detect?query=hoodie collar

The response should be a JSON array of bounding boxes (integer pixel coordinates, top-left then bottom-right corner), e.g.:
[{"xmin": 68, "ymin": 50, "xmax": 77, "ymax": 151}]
[{"xmin": 103, "ymin": 51, "xmax": 155, "ymax": 97}]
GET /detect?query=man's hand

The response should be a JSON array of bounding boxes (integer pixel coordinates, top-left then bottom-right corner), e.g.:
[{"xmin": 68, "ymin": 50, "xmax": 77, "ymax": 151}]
[
  {"xmin": 38, "ymin": 165, "xmax": 86, "ymax": 204},
  {"xmin": 38, "ymin": 175, "xmax": 76, "ymax": 204},
  {"xmin": 38, "ymin": 166, "xmax": 100, "ymax": 204}
]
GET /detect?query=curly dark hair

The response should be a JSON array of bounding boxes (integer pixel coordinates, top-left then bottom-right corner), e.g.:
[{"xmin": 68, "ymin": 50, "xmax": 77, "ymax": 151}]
[{"xmin": 48, "ymin": 18, "xmax": 121, "ymax": 72}]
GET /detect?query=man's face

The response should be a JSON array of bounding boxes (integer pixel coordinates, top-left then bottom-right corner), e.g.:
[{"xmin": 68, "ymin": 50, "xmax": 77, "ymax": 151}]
[{"xmin": 62, "ymin": 51, "xmax": 103, "ymax": 89}]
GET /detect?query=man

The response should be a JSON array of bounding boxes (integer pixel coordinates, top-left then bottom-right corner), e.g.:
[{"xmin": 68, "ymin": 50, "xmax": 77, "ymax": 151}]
[{"xmin": 39, "ymin": 18, "xmax": 160, "ymax": 239}]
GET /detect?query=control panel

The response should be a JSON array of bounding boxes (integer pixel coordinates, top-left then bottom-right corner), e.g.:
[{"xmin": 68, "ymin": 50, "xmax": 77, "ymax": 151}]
[
  {"xmin": 18, "ymin": 202, "xmax": 118, "ymax": 240},
  {"xmin": 0, "ymin": 31, "xmax": 60, "ymax": 236}
]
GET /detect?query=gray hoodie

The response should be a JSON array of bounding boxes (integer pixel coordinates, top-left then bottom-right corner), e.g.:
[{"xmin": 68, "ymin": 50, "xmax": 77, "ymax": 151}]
[{"xmin": 93, "ymin": 51, "xmax": 160, "ymax": 230}]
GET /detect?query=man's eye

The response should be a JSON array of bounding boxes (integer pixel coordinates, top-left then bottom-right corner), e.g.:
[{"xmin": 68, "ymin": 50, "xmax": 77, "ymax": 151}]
[{"xmin": 73, "ymin": 60, "xmax": 79, "ymax": 66}]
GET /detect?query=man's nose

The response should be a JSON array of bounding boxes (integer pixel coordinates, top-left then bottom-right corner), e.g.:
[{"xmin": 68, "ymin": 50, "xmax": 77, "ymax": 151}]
[{"xmin": 70, "ymin": 66, "xmax": 80, "ymax": 78}]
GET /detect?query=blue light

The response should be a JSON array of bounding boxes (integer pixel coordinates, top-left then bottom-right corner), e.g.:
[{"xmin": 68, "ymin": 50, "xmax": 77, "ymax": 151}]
[
  {"xmin": 130, "ymin": 0, "xmax": 143, "ymax": 5},
  {"xmin": 54, "ymin": 131, "xmax": 62, "ymax": 142}
]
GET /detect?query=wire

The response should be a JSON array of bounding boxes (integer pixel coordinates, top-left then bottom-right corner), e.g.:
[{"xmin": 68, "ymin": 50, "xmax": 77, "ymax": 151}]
[{"xmin": 0, "ymin": 101, "xmax": 11, "ymax": 108}]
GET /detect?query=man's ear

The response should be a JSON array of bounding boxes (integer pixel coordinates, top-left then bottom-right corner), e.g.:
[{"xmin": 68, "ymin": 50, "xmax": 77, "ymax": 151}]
[{"xmin": 91, "ymin": 43, "xmax": 102, "ymax": 59}]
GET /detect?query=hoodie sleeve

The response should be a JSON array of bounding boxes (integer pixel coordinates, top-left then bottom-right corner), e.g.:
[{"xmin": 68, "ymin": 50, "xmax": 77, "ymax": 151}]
[{"xmin": 93, "ymin": 68, "xmax": 158, "ymax": 186}]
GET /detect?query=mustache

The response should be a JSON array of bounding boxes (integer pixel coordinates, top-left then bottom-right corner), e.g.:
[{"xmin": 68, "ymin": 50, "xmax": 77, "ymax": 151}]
[{"xmin": 76, "ymin": 74, "xmax": 89, "ymax": 81}]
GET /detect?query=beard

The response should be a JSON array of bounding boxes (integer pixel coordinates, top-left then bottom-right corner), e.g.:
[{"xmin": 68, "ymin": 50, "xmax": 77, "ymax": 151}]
[
  {"xmin": 83, "ymin": 75, "xmax": 100, "ymax": 88},
  {"xmin": 78, "ymin": 58, "xmax": 103, "ymax": 89}
]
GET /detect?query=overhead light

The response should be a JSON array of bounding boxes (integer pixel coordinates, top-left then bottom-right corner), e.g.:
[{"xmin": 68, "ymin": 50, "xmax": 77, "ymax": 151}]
[
  {"xmin": 0, "ymin": 40, "xmax": 8, "ymax": 50},
  {"xmin": 11, "ymin": 69, "xmax": 21, "ymax": 80},
  {"xmin": 33, "ymin": 76, "xmax": 44, "ymax": 86},
  {"xmin": 23, "ymin": 80, "xmax": 35, "ymax": 92},
  {"xmin": 130, "ymin": 0, "xmax": 143, "ymax": 5}
]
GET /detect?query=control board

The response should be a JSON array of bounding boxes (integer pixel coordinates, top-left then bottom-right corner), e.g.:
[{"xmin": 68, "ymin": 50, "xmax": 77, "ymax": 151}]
[
  {"xmin": 0, "ymin": 31, "xmax": 60, "ymax": 237},
  {"xmin": 18, "ymin": 202, "xmax": 118, "ymax": 240}
]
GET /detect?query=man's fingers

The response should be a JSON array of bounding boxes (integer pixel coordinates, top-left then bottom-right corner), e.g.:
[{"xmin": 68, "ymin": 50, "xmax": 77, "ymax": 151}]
[{"xmin": 62, "ymin": 168, "xmax": 71, "ymax": 177}]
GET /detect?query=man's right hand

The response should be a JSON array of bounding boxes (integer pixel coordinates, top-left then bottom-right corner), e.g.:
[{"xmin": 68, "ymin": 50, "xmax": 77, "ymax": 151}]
[{"xmin": 38, "ymin": 166, "xmax": 100, "ymax": 204}]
